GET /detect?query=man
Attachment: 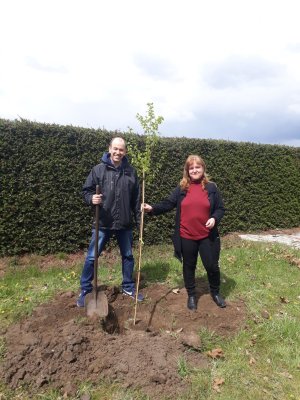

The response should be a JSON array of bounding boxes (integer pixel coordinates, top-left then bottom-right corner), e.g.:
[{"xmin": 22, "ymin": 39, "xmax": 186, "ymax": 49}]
[{"xmin": 77, "ymin": 137, "xmax": 143, "ymax": 307}]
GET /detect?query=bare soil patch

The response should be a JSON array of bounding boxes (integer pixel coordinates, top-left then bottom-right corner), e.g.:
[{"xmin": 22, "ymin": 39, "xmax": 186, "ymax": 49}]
[{"xmin": 0, "ymin": 284, "xmax": 246, "ymax": 399}]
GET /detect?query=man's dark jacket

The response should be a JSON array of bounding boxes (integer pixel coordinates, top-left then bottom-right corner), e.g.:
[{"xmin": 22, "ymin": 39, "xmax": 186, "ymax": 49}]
[
  {"xmin": 151, "ymin": 182, "xmax": 225, "ymax": 261},
  {"xmin": 82, "ymin": 153, "xmax": 140, "ymax": 230}
]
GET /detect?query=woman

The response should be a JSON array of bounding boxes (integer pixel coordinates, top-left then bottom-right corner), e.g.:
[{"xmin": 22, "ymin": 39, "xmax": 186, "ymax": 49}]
[{"xmin": 143, "ymin": 155, "xmax": 226, "ymax": 311}]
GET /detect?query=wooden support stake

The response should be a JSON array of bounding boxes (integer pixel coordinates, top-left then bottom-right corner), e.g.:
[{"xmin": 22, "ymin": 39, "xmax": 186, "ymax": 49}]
[{"xmin": 133, "ymin": 170, "xmax": 145, "ymax": 325}]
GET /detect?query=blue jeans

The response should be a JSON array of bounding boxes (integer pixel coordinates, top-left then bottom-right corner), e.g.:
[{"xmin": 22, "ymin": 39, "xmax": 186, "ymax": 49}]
[{"xmin": 80, "ymin": 229, "xmax": 135, "ymax": 292}]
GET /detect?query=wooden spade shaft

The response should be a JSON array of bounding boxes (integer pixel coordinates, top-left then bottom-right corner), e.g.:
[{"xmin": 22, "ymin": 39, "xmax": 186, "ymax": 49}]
[
  {"xmin": 86, "ymin": 184, "xmax": 108, "ymax": 318},
  {"xmin": 93, "ymin": 185, "xmax": 100, "ymax": 302}
]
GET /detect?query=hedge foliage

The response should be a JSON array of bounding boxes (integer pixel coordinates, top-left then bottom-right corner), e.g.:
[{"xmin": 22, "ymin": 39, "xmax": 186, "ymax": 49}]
[{"xmin": 1, "ymin": 118, "xmax": 299, "ymax": 255}]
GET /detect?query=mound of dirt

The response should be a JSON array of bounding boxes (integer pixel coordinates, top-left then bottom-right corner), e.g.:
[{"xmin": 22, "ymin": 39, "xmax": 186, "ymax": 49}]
[{"xmin": 0, "ymin": 283, "xmax": 246, "ymax": 399}]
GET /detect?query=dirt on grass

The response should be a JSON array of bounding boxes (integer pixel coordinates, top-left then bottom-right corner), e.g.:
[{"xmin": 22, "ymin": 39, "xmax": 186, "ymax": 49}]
[
  {"xmin": 2, "ymin": 228, "xmax": 299, "ymax": 398},
  {"xmin": 0, "ymin": 283, "xmax": 246, "ymax": 399}
]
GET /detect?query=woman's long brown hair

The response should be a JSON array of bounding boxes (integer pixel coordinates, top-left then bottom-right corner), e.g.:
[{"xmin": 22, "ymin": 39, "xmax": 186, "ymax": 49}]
[{"xmin": 180, "ymin": 155, "xmax": 209, "ymax": 191}]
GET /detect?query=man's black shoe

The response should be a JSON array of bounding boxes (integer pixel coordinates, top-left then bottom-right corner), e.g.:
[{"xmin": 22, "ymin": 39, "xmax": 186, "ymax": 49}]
[
  {"xmin": 187, "ymin": 296, "xmax": 197, "ymax": 310},
  {"xmin": 211, "ymin": 293, "xmax": 226, "ymax": 308}
]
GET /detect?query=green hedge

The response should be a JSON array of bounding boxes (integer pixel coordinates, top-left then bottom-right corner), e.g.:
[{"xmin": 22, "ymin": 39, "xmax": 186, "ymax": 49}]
[{"xmin": 1, "ymin": 119, "xmax": 299, "ymax": 255}]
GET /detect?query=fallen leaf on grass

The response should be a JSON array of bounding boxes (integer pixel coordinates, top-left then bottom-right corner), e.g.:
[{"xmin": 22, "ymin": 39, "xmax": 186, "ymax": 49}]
[
  {"xmin": 280, "ymin": 296, "xmax": 289, "ymax": 303},
  {"xmin": 249, "ymin": 336, "xmax": 257, "ymax": 347},
  {"xmin": 252, "ymin": 316, "xmax": 260, "ymax": 324},
  {"xmin": 278, "ymin": 371, "xmax": 293, "ymax": 379},
  {"xmin": 212, "ymin": 377, "xmax": 225, "ymax": 392},
  {"xmin": 263, "ymin": 282, "xmax": 272, "ymax": 288},
  {"xmin": 291, "ymin": 258, "xmax": 300, "ymax": 268},
  {"xmin": 172, "ymin": 288, "xmax": 180, "ymax": 294},
  {"xmin": 284, "ymin": 255, "xmax": 300, "ymax": 268},
  {"xmin": 207, "ymin": 348, "xmax": 224, "ymax": 359},
  {"xmin": 226, "ymin": 256, "xmax": 236, "ymax": 263},
  {"xmin": 249, "ymin": 357, "xmax": 256, "ymax": 365}
]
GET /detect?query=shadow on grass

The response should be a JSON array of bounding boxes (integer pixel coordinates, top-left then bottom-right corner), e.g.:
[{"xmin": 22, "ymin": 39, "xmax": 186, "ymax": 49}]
[
  {"xmin": 140, "ymin": 261, "xmax": 236, "ymax": 302},
  {"xmin": 193, "ymin": 272, "xmax": 236, "ymax": 302},
  {"xmin": 141, "ymin": 260, "xmax": 171, "ymax": 283},
  {"xmin": 221, "ymin": 272, "xmax": 237, "ymax": 298}
]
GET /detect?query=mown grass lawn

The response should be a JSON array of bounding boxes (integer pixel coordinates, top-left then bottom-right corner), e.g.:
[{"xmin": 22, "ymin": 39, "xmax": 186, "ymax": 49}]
[{"xmin": 0, "ymin": 236, "xmax": 300, "ymax": 400}]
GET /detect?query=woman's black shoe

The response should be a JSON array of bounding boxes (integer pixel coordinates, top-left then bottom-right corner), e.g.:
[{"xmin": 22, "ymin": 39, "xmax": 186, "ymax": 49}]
[
  {"xmin": 211, "ymin": 293, "xmax": 226, "ymax": 308},
  {"xmin": 187, "ymin": 296, "xmax": 197, "ymax": 310}
]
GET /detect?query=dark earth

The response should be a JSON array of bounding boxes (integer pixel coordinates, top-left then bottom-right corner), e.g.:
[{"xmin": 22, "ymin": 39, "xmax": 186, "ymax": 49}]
[{"xmin": 0, "ymin": 281, "xmax": 246, "ymax": 399}]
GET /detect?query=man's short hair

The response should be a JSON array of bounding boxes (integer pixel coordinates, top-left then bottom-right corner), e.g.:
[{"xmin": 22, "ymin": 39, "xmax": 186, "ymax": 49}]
[{"xmin": 109, "ymin": 137, "xmax": 126, "ymax": 148}]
